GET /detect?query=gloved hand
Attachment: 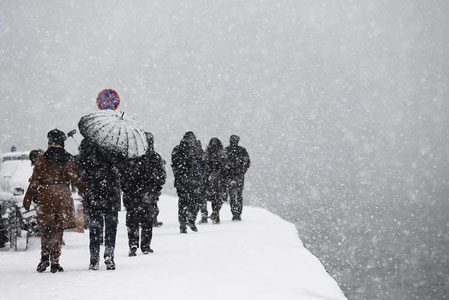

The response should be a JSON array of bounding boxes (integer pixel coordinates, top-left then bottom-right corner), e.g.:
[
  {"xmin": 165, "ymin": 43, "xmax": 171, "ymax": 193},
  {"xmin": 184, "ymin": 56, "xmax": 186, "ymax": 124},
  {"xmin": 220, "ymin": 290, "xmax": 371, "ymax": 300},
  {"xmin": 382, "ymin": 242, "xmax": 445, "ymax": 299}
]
[{"xmin": 24, "ymin": 204, "xmax": 30, "ymax": 211}]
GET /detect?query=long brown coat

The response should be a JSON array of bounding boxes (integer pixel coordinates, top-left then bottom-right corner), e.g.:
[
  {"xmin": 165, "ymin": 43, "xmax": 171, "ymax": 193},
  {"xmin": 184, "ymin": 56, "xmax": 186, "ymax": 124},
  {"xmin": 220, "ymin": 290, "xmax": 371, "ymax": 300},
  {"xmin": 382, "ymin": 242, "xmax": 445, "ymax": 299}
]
[{"xmin": 23, "ymin": 151, "xmax": 85, "ymax": 230}]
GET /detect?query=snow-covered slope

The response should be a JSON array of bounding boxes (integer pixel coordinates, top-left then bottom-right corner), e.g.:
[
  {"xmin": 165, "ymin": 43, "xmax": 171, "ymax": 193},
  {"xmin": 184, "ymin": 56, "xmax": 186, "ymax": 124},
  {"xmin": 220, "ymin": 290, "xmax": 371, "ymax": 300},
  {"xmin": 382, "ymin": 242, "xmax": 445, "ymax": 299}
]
[{"xmin": 0, "ymin": 195, "xmax": 346, "ymax": 300}]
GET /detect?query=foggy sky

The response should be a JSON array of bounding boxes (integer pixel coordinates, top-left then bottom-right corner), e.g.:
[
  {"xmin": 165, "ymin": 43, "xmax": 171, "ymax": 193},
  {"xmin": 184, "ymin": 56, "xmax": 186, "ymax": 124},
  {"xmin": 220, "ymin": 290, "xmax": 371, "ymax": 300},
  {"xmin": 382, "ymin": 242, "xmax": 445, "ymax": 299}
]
[{"xmin": 1, "ymin": 1, "xmax": 449, "ymax": 299}]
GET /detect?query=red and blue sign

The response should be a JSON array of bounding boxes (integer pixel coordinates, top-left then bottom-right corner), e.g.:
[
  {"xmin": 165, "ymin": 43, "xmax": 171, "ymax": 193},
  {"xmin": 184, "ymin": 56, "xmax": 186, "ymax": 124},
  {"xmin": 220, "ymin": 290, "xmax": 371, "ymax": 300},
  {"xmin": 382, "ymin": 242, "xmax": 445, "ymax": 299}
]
[{"xmin": 97, "ymin": 89, "xmax": 120, "ymax": 110}]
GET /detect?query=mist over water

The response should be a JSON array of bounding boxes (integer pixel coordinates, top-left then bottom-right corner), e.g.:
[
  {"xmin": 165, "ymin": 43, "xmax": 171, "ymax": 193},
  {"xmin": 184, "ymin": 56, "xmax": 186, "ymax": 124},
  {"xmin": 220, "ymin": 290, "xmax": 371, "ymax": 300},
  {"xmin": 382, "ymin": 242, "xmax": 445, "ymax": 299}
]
[{"xmin": 1, "ymin": 1, "xmax": 448, "ymax": 299}]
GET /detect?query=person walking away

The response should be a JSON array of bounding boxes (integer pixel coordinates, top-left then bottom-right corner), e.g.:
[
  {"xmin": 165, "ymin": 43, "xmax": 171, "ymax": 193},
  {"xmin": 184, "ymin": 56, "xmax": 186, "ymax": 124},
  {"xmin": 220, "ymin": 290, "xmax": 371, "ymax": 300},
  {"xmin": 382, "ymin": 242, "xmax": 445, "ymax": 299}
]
[
  {"xmin": 77, "ymin": 138, "xmax": 121, "ymax": 270},
  {"xmin": 121, "ymin": 156, "xmax": 146, "ymax": 256},
  {"xmin": 171, "ymin": 131, "xmax": 200, "ymax": 233},
  {"xmin": 192, "ymin": 139, "xmax": 208, "ymax": 224},
  {"xmin": 224, "ymin": 135, "xmax": 251, "ymax": 221},
  {"xmin": 204, "ymin": 138, "xmax": 227, "ymax": 224},
  {"xmin": 145, "ymin": 133, "xmax": 166, "ymax": 228},
  {"xmin": 121, "ymin": 132, "xmax": 166, "ymax": 256},
  {"xmin": 23, "ymin": 129, "xmax": 85, "ymax": 273}
]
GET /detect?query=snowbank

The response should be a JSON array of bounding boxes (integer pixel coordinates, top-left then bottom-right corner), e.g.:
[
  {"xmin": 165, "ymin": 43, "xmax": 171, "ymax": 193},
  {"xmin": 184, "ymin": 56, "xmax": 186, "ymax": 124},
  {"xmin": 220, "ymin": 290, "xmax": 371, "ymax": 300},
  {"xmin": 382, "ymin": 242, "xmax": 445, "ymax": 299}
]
[{"xmin": 0, "ymin": 195, "xmax": 346, "ymax": 300}]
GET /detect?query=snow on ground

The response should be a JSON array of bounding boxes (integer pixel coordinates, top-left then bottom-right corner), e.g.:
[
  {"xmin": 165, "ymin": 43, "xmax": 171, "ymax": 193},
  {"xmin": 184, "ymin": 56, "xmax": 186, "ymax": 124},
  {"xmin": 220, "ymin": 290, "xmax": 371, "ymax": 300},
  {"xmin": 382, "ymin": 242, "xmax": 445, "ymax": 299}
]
[{"xmin": 0, "ymin": 195, "xmax": 346, "ymax": 300}]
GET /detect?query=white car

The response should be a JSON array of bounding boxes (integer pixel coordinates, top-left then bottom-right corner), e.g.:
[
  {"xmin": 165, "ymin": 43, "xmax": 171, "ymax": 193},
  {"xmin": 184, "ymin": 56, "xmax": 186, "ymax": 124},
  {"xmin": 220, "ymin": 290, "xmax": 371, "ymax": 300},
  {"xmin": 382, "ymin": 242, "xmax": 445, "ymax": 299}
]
[
  {"xmin": 0, "ymin": 151, "xmax": 33, "ymax": 250},
  {"xmin": 0, "ymin": 151, "xmax": 33, "ymax": 198}
]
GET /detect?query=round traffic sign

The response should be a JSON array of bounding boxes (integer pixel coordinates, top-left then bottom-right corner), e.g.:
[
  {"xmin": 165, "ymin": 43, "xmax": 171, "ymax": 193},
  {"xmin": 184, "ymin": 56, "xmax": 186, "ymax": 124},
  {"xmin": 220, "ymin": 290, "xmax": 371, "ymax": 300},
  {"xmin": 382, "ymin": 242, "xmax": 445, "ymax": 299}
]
[{"xmin": 97, "ymin": 89, "xmax": 120, "ymax": 110}]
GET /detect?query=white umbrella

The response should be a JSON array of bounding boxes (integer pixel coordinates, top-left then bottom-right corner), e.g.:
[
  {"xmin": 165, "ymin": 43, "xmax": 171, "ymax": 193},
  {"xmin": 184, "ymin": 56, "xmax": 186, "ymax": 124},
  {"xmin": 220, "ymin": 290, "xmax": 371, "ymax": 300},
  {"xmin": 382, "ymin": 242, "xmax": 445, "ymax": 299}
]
[{"xmin": 78, "ymin": 110, "xmax": 148, "ymax": 158}]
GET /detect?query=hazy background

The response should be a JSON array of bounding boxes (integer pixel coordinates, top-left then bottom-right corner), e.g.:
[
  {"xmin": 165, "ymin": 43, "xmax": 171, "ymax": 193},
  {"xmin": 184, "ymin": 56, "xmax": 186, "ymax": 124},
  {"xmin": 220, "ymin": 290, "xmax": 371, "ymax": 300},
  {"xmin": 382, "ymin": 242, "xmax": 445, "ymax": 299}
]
[{"xmin": 1, "ymin": 1, "xmax": 448, "ymax": 299}]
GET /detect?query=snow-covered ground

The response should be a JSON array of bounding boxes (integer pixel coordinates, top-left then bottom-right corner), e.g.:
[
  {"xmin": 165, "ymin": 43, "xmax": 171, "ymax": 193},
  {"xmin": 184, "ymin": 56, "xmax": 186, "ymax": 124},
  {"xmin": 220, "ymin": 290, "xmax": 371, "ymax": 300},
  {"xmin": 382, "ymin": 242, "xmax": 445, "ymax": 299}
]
[{"xmin": 0, "ymin": 195, "xmax": 346, "ymax": 300}]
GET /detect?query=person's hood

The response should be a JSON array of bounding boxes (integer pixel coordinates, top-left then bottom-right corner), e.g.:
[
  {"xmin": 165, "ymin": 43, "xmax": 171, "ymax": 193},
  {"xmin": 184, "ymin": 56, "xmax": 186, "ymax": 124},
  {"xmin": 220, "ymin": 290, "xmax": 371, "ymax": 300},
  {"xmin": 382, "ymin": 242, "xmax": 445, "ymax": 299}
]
[
  {"xmin": 230, "ymin": 134, "xmax": 240, "ymax": 146},
  {"xmin": 179, "ymin": 140, "xmax": 190, "ymax": 152},
  {"xmin": 44, "ymin": 147, "xmax": 71, "ymax": 167},
  {"xmin": 183, "ymin": 131, "xmax": 196, "ymax": 141}
]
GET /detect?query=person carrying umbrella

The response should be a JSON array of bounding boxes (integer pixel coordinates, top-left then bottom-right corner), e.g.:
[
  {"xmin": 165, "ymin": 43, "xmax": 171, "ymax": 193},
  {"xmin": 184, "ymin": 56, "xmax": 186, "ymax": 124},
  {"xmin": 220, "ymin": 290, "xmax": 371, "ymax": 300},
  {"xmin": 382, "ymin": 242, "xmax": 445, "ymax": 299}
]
[
  {"xmin": 23, "ymin": 129, "xmax": 85, "ymax": 273},
  {"xmin": 78, "ymin": 109, "xmax": 149, "ymax": 270},
  {"xmin": 77, "ymin": 138, "xmax": 122, "ymax": 270}
]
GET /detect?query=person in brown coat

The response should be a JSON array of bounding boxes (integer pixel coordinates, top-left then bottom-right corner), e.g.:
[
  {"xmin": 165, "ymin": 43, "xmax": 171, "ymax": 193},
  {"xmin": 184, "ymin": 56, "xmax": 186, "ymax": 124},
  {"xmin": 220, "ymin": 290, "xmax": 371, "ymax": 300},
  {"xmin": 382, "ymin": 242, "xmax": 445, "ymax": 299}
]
[{"xmin": 23, "ymin": 129, "xmax": 85, "ymax": 273}]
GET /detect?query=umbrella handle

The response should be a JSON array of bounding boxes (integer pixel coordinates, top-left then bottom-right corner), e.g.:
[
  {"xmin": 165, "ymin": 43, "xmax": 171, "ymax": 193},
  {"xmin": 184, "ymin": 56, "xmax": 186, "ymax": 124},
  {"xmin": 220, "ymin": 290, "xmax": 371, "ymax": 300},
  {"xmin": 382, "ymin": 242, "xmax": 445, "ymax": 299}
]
[
  {"xmin": 120, "ymin": 112, "xmax": 125, "ymax": 119},
  {"xmin": 70, "ymin": 136, "xmax": 79, "ymax": 146}
]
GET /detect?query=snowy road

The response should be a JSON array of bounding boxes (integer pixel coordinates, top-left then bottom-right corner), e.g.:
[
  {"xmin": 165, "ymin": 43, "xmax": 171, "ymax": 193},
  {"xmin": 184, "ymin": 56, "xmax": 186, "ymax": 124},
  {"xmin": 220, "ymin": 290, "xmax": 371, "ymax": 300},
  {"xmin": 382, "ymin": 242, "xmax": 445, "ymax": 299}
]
[{"xmin": 0, "ymin": 195, "xmax": 346, "ymax": 300}]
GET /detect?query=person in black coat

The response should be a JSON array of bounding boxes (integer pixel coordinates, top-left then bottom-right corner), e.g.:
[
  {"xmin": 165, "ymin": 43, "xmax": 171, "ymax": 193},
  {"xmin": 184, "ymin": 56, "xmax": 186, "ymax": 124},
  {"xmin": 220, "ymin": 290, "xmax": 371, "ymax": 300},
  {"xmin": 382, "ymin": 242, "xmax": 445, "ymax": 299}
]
[
  {"xmin": 192, "ymin": 139, "xmax": 208, "ymax": 224},
  {"xmin": 171, "ymin": 131, "xmax": 202, "ymax": 233},
  {"xmin": 145, "ymin": 133, "xmax": 167, "ymax": 228},
  {"xmin": 204, "ymin": 138, "xmax": 227, "ymax": 224},
  {"xmin": 77, "ymin": 138, "xmax": 121, "ymax": 270},
  {"xmin": 224, "ymin": 135, "xmax": 251, "ymax": 221},
  {"xmin": 121, "ymin": 132, "xmax": 166, "ymax": 256}
]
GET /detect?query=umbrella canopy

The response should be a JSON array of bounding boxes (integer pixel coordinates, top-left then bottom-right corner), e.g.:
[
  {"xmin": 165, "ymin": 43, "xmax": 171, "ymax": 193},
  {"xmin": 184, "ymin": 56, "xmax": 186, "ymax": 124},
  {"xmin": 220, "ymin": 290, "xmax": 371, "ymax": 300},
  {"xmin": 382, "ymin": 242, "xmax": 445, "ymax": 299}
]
[{"xmin": 78, "ymin": 110, "xmax": 148, "ymax": 158}]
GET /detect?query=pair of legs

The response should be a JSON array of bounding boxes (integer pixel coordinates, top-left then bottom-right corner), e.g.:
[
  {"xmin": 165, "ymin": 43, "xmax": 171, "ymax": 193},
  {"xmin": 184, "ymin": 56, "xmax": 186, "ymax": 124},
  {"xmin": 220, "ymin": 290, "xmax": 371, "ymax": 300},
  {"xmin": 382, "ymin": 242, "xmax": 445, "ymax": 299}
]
[
  {"xmin": 228, "ymin": 177, "xmax": 245, "ymax": 221},
  {"xmin": 89, "ymin": 210, "xmax": 118, "ymax": 269},
  {"xmin": 126, "ymin": 203, "xmax": 153, "ymax": 254},
  {"xmin": 37, "ymin": 225, "xmax": 64, "ymax": 272},
  {"xmin": 193, "ymin": 186, "xmax": 208, "ymax": 223},
  {"xmin": 177, "ymin": 188, "xmax": 199, "ymax": 233},
  {"xmin": 207, "ymin": 183, "xmax": 227, "ymax": 224}
]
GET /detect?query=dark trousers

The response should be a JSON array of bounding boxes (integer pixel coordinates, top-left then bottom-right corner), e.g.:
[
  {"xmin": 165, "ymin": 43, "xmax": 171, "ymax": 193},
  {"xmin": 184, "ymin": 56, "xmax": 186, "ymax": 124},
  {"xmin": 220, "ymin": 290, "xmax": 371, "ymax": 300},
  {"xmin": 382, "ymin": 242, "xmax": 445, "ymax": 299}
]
[
  {"xmin": 193, "ymin": 185, "xmax": 208, "ymax": 220},
  {"xmin": 126, "ymin": 204, "xmax": 153, "ymax": 251},
  {"xmin": 177, "ymin": 189, "xmax": 198, "ymax": 227},
  {"xmin": 207, "ymin": 184, "xmax": 227, "ymax": 215},
  {"xmin": 89, "ymin": 211, "xmax": 118, "ymax": 261},
  {"xmin": 228, "ymin": 177, "xmax": 245, "ymax": 217},
  {"xmin": 199, "ymin": 195, "xmax": 208, "ymax": 219},
  {"xmin": 40, "ymin": 226, "xmax": 63, "ymax": 264}
]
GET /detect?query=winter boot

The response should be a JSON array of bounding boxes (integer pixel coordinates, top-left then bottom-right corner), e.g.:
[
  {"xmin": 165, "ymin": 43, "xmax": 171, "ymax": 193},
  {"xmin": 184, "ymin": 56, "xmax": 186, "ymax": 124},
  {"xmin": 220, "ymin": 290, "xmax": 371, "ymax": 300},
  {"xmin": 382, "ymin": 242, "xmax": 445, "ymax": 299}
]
[
  {"xmin": 210, "ymin": 212, "xmax": 220, "ymax": 224},
  {"xmin": 232, "ymin": 215, "xmax": 241, "ymax": 222},
  {"xmin": 129, "ymin": 246, "xmax": 137, "ymax": 257},
  {"xmin": 153, "ymin": 219, "xmax": 163, "ymax": 227},
  {"xmin": 104, "ymin": 256, "xmax": 115, "ymax": 270},
  {"xmin": 188, "ymin": 222, "xmax": 198, "ymax": 232},
  {"xmin": 180, "ymin": 224, "xmax": 187, "ymax": 234},
  {"xmin": 50, "ymin": 264, "xmax": 64, "ymax": 273},
  {"xmin": 141, "ymin": 246, "xmax": 154, "ymax": 254},
  {"xmin": 36, "ymin": 256, "xmax": 50, "ymax": 273},
  {"xmin": 89, "ymin": 258, "xmax": 99, "ymax": 271},
  {"xmin": 200, "ymin": 214, "xmax": 208, "ymax": 224}
]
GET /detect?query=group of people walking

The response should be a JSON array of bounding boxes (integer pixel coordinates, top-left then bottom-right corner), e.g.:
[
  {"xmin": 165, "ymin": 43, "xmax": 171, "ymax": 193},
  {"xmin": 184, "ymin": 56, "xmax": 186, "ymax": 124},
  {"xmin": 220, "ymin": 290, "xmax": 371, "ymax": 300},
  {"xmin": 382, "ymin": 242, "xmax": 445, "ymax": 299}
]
[
  {"xmin": 23, "ymin": 129, "xmax": 250, "ymax": 273},
  {"xmin": 172, "ymin": 132, "xmax": 251, "ymax": 233}
]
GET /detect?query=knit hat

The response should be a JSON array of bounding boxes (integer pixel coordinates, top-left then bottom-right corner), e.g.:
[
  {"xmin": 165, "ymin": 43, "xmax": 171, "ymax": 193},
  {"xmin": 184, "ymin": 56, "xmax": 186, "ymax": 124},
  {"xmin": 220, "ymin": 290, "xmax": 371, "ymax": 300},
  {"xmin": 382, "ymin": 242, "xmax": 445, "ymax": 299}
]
[{"xmin": 47, "ymin": 129, "xmax": 67, "ymax": 147}]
